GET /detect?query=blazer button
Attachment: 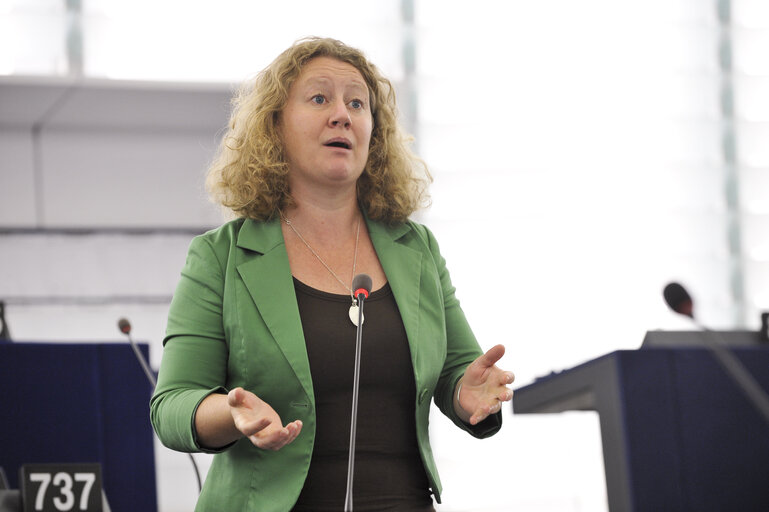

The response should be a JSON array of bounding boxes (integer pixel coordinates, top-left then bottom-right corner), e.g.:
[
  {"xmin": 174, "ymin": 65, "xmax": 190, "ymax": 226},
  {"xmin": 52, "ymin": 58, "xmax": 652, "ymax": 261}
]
[{"xmin": 418, "ymin": 389, "xmax": 429, "ymax": 404}]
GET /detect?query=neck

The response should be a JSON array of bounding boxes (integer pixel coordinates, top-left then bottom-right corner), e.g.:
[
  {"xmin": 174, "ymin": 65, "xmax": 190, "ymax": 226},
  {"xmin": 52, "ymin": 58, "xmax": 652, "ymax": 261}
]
[
  {"xmin": 283, "ymin": 207, "xmax": 362, "ymax": 245},
  {"xmin": 283, "ymin": 191, "xmax": 362, "ymax": 240}
]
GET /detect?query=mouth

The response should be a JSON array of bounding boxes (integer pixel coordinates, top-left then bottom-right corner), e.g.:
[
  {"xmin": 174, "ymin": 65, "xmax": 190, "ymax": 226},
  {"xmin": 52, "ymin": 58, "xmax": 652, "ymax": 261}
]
[{"xmin": 324, "ymin": 138, "xmax": 352, "ymax": 150}]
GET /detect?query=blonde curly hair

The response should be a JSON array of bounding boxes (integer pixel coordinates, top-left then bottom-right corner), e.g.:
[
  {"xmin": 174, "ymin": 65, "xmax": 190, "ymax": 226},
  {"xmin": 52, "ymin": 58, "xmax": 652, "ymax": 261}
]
[{"xmin": 206, "ymin": 37, "xmax": 431, "ymax": 223}]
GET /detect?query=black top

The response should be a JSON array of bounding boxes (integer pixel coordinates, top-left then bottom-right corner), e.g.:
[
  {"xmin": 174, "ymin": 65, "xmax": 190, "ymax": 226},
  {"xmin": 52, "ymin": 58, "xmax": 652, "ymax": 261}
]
[{"xmin": 291, "ymin": 278, "xmax": 434, "ymax": 512}]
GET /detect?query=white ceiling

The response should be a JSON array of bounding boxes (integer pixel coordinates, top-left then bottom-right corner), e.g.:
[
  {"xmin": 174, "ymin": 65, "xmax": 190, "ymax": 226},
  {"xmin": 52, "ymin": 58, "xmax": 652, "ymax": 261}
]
[{"xmin": 0, "ymin": 75, "xmax": 234, "ymax": 131}]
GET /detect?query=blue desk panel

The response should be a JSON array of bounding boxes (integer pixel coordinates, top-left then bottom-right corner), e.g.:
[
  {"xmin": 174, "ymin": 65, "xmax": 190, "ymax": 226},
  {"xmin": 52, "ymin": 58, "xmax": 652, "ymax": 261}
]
[
  {"xmin": 0, "ymin": 343, "xmax": 157, "ymax": 512},
  {"xmin": 514, "ymin": 348, "xmax": 769, "ymax": 511}
]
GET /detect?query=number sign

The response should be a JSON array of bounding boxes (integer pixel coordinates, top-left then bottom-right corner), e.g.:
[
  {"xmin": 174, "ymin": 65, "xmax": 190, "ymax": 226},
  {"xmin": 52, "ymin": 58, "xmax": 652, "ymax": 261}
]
[{"xmin": 20, "ymin": 464, "xmax": 103, "ymax": 512}]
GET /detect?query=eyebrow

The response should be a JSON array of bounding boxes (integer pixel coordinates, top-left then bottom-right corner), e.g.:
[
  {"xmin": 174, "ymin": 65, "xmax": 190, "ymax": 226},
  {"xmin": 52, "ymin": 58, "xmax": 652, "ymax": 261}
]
[{"xmin": 301, "ymin": 77, "xmax": 369, "ymax": 96}]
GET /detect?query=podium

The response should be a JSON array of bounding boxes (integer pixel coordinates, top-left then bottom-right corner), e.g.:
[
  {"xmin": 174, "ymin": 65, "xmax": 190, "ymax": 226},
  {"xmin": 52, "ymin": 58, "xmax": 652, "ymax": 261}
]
[
  {"xmin": 0, "ymin": 343, "xmax": 157, "ymax": 512},
  {"xmin": 513, "ymin": 347, "xmax": 769, "ymax": 511}
]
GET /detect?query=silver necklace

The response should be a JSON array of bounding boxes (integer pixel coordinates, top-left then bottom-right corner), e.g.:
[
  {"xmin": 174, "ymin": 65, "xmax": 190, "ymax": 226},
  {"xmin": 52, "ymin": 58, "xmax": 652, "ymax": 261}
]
[{"xmin": 281, "ymin": 211, "xmax": 364, "ymax": 326}]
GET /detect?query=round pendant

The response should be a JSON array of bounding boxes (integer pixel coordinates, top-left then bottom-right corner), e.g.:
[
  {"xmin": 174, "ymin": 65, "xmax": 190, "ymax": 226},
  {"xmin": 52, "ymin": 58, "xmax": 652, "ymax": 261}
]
[{"xmin": 349, "ymin": 304, "xmax": 364, "ymax": 327}]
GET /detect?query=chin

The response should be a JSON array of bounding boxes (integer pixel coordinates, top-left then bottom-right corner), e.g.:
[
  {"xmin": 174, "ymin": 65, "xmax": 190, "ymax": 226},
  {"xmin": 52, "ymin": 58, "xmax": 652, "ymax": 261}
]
[{"xmin": 324, "ymin": 167, "xmax": 364, "ymax": 183}]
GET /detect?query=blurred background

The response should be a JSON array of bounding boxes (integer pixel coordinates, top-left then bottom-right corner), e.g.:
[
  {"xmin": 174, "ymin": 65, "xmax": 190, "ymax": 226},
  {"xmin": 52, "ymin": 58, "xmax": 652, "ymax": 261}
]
[{"xmin": 1, "ymin": 0, "xmax": 767, "ymax": 510}]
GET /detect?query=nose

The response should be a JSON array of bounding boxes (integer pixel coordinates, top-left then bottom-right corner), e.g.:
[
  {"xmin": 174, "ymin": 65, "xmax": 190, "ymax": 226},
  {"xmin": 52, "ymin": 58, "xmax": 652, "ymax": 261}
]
[{"xmin": 329, "ymin": 101, "xmax": 351, "ymax": 128}]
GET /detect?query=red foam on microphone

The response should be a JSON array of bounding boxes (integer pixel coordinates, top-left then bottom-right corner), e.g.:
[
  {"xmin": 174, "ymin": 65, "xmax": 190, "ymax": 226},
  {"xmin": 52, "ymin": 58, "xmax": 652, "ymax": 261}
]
[
  {"xmin": 354, "ymin": 288, "xmax": 369, "ymax": 299},
  {"xmin": 118, "ymin": 318, "xmax": 132, "ymax": 335}
]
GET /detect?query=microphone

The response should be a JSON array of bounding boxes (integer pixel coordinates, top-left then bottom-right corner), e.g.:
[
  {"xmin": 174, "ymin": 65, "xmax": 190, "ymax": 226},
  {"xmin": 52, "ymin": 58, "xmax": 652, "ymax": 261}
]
[
  {"xmin": 117, "ymin": 318, "xmax": 203, "ymax": 493},
  {"xmin": 0, "ymin": 300, "xmax": 11, "ymax": 341},
  {"xmin": 352, "ymin": 274, "xmax": 372, "ymax": 302},
  {"xmin": 663, "ymin": 282, "xmax": 693, "ymax": 318},
  {"xmin": 345, "ymin": 273, "xmax": 372, "ymax": 512},
  {"xmin": 662, "ymin": 282, "xmax": 769, "ymax": 427},
  {"xmin": 117, "ymin": 318, "xmax": 156, "ymax": 387},
  {"xmin": 118, "ymin": 317, "xmax": 131, "ymax": 335}
]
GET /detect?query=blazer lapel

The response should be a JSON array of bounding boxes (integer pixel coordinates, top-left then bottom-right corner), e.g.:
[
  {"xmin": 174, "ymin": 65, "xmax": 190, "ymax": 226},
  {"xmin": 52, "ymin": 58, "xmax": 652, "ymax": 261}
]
[
  {"xmin": 367, "ymin": 219, "xmax": 424, "ymax": 372},
  {"xmin": 235, "ymin": 219, "xmax": 314, "ymax": 405}
]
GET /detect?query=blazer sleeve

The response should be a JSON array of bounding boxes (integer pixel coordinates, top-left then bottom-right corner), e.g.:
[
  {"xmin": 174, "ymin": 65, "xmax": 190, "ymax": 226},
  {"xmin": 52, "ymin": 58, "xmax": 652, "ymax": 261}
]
[
  {"xmin": 417, "ymin": 223, "xmax": 503, "ymax": 438},
  {"xmin": 150, "ymin": 233, "xmax": 231, "ymax": 454}
]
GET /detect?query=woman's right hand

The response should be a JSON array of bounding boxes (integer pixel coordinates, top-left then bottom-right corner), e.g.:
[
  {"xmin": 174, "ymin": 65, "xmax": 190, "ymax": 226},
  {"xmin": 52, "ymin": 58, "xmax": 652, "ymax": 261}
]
[{"xmin": 227, "ymin": 387, "xmax": 303, "ymax": 451}]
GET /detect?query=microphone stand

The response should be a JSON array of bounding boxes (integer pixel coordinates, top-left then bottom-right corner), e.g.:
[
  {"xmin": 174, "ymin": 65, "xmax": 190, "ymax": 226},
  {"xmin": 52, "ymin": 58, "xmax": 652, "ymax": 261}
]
[
  {"xmin": 119, "ymin": 321, "xmax": 203, "ymax": 493},
  {"xmin": 344, "ymin": 291, "xmax": 367, "ymax": 512},
  {"xmin": 688, "ymin": 318, "xmax": 769, "ymax": 428}
]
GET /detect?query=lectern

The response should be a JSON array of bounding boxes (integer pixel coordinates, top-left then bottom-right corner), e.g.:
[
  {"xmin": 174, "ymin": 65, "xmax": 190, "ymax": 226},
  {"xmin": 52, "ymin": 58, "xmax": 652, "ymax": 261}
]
[
  {"xmin": 0, "ymin": 343, "xmax": 157, "ymax": 512},
  {"xmin": 513, "ymin": 346, "xmax": 769, "ymax": 511}
]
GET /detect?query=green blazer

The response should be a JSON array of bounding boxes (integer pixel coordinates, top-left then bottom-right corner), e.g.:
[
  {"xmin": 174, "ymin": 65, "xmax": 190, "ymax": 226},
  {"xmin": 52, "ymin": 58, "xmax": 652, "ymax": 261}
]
[{"xmin": 150, "ymin": 216, "xmax": 501, "ymax": 512}]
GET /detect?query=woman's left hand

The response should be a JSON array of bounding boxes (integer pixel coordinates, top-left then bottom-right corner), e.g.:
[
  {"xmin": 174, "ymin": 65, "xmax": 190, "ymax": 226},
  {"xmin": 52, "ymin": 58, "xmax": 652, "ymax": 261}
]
[{"xmin": 454, "ymin": 344, "xmax": 515, "ymax": 425}]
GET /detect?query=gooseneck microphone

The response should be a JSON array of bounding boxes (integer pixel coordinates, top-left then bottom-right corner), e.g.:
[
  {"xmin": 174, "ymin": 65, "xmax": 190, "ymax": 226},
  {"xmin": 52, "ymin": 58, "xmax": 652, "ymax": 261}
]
[
  {"xmin": 118, "ymin": 318, "xmax": 157, "ymax": 387},
  {"xmin": 662, "ymin": 283, "xmax": 769, "ymax": 427},
  {"xmin": 117, "ymin": 318, "xmax": 203, "ymax": 493},
  {"xmin": 0, "ymin": 301, "xmax": 11, "ymax": 341},
  {"xmin": 352, "ymin": 274, "xmax": 372, "ymax": 304},
  {"xmin": 345, "ymin": 274, "xmax": 372, "ymax": 512},
  {"xmin": 662, "ymin": 282, "xmax": 693, "ymax": 318}
]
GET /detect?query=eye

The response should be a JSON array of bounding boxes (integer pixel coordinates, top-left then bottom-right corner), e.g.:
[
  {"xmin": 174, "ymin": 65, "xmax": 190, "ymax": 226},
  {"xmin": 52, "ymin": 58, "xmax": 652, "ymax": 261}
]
[
  {"xmin": 349, "ymin": 99, "xmax": 364, "ymax": 110},
  {"xmin": 311, "ymin": 94, "xmax": 326, "ymax": 105}
]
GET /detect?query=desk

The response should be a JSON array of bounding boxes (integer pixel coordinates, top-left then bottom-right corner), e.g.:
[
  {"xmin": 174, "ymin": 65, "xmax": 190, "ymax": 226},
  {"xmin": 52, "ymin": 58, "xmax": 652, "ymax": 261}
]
[
  {"xmin": 513, "ymin": 348, "xmax": 769, "ymax": 511},
  {"xmin": 0, "ymin": 343, "xmax": 157, "ymax": 512}
]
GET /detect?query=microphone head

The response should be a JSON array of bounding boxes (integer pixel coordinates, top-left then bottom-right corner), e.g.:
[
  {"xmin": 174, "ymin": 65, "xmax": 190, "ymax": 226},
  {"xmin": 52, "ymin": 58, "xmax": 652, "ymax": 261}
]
[
  {"xmin": 117, "ymin": 318, "xmax": 132, "ymax": 335},
  {"xmin": 663, "ymin": 282, "xmax": 694, "ymax": 318},
  {"xmin": 352, "ymin": 273, "xmax": 373, "ymax": 299}
]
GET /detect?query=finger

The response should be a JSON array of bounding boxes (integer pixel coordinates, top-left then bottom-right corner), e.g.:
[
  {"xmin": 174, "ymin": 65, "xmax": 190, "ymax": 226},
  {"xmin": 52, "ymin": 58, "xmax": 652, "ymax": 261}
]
[
  {"xmin": 264, "ymin": 433, "xmax": 290, "ymax": 451},
  {"xmin": 284, "ymin": 420, "xmax": 303, "ymax": 444},
  {"xmin": 488, "ymin": 368, "xmax": 514, "ymax": 388},
  {"xmin": 476, "ymin": 344, "xmax": 506, "ymax": 370},
  {"xmin": 229, "ymin": 387, "xmax": 258, "ymax": 410},
  {"xmin": 470, "ymin": 399, "xmax": 505, "ymax": 425},
  {"xmin": 464, "ymin": 345, "xmax": 507, "ymax": 385},
  {"xmin": 498, "ymin": 389, "xmax": 514, "ymax": 402},
  {"xmin": 283, "ymin": 421, "xmax": 298, "ymax": 440},
  {"xmin": 227, "ymin": 387, "xmax": 245, "ymax": 407},
  {"xmin": 251, "ymin": 427, "xmax": 290, "ymax": 450},
  {"xmin": 470, "ymin": 406, "xmax": 488, "ymax": 425},
  {"xmin": 254, "ymin": 420, "xmax": 303, "ymax": 451},
  {"xmin": 470, "ymin": 408, "xmax": 490, "ymax": 425},
  {"xmin": 237, "ymin": 416, "xmax": 272, "ymax": 436}
]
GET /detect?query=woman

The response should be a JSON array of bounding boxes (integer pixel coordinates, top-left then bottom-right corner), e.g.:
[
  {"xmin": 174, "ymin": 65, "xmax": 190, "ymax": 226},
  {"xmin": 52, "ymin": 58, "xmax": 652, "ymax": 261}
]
[{"xmin": 150, "ymin": 37, "xmax": 514, "ymax": 512}]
